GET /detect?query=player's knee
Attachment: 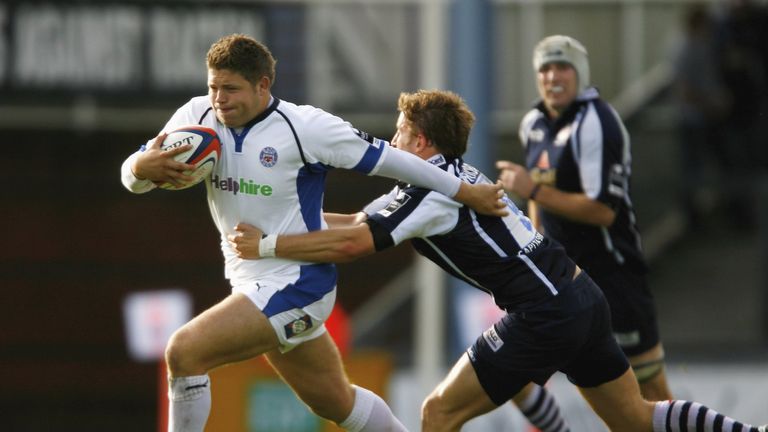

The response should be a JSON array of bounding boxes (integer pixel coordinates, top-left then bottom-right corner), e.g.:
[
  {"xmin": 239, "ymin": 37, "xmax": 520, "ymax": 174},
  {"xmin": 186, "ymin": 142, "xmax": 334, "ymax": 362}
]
[{"xmin": 165, "ymin": 327, "xmax": 201, "ymax": 376}]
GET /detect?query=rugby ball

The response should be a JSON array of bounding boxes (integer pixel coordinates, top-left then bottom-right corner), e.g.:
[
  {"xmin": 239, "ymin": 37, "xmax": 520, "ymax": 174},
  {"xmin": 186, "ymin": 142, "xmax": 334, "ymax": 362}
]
[{"xmin": 158, "ymin": 126, "xmax": 221, "ymax": 190}]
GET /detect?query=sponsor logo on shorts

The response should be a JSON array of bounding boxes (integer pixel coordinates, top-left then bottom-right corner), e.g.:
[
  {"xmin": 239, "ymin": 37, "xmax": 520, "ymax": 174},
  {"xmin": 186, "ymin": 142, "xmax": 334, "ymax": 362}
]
[
  {"xmin": 284, "ymin": 314, "xmax": 313, "ymax": 339},
  {"xmin": 482, "ymin": 325, "xmax": 504, "ymax": 352},
  {"xmin": 613, "ymin": 330, "xmax": 640, "ymax": 348},
  {"xmin": 259, "ymin": 147, "xmax": 278, "ymax": 167}
]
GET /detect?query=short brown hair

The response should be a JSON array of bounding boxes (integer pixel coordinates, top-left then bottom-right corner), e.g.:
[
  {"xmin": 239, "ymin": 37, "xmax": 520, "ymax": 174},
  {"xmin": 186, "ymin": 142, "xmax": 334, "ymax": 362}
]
[
  {"xmin": 397, "ymin": 90, "xmax": 475, "ymax": 158},
  {"xmin": 206, "ymin": 34, "xmax": 276, "ymax": 86}
]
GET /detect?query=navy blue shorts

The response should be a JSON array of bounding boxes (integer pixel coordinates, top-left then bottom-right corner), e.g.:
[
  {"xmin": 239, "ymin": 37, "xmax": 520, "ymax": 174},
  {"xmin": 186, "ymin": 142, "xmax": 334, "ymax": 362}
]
[
  {"xmin": 592, "ymin": 267, "xmax": 660, "ymax": 357},
  {"xmin": 467, "ymin": 271, "xmax": 630, "ymax": 405}
]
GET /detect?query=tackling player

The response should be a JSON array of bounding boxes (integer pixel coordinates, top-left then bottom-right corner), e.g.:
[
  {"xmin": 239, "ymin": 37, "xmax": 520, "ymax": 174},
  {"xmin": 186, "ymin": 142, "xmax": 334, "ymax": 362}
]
[{"xmin": 230, "ymin": 89, "xmax": 768, "ymax": 432}]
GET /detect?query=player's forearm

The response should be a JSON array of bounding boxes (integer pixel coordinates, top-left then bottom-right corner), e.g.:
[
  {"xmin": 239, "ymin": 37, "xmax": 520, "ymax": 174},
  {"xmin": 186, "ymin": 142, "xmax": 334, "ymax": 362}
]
[
  {"xmin": 374, "ymin": 147, "xmax": 461, "ymax": 197},
  {"xmin": 323, "ymin": 212, "xmax": 367, "ymax": 229},
  {"xmin": 532, "ymin": 185, "xmax": 615, "ymax": 227},
  {"xmin": 276, "ymin": 225, "xmax": 375, "ymax": 263},
  {"xmin": 120, "ymin": 153, "xmax": 156, "ymax": 193}
]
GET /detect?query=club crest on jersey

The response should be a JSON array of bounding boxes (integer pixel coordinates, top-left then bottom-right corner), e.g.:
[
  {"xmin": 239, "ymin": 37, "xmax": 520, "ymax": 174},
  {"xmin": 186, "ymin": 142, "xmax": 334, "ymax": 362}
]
[
  {"xmin": 260, "ymin": 147, "xmax": 278, "ymax": 167},
  {"xmin": 284, "ymin": 314, "xmax": 313, "ymax": 339}
]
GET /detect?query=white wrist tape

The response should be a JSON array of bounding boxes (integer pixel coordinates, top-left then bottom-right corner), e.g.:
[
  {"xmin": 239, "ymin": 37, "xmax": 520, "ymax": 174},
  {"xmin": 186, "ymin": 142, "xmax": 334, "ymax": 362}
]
[{"xmin": 258, "ymin": 234, "xmax": 278, "ymax": 258}]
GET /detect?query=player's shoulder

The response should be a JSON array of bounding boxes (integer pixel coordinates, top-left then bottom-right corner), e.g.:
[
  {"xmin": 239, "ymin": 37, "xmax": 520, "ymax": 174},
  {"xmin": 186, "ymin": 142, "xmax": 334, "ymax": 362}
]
[
  {"xmin": 174, "ymin": 96, "xmax": 213, "ymax": 118},
  {"xmin": 520, "ymin": 108, "xmax": 543, "ymax": 129},
  {"xmin": 275, "ymin": 99, "xmax": 337, "ymax": 123},
  {"xmin": 518, "ymin": 108, "xmax": 544, "ymax": 146},
  {"xmin": 274, "ymin": 98, "xmax": 354, "ymax": 141},
  {"xmin": 582, "ymin": 96, "xmax": 625, "ymax": 131}
]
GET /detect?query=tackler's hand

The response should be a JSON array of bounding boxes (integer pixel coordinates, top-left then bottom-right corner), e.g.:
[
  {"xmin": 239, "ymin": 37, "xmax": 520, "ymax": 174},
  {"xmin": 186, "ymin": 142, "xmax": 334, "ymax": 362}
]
[
  {"xmin": 454, "ymin": 181, "xmax": 509, "ymax": 217},
  {"xmin": 227, "ymin": 223, "xmax": 266, "ymax": 259}
]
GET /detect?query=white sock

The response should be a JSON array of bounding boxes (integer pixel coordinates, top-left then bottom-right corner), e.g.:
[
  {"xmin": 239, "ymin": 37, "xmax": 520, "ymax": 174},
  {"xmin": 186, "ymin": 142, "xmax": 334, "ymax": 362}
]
[
  {"xmin": 517, "ymin": 384, "xmax": 570, "ymax": 432},
  {"xmin": 653, "ymin": 400, "xmax": 760, "ymax": 432},
  {"xmin": 168, "ymin": 374, "xmax": 211, "ymax": 432},
  {"xmin": 339, "ymin": 385, "xmax": 407, "ymax": 432}
]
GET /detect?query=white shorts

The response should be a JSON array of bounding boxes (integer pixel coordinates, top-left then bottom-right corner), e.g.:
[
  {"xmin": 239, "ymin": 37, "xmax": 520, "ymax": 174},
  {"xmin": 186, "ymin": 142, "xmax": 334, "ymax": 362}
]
[{"xmin": 232, "ymin": 265, "xmax": 337, "ymax": 353}]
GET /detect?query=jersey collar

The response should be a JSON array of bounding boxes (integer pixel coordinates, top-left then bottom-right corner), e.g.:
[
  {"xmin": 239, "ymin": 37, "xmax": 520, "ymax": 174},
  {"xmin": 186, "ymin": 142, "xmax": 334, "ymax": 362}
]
[{"xmin": 241, "ymin": 96, "xmax": 281, "ymax": 129}]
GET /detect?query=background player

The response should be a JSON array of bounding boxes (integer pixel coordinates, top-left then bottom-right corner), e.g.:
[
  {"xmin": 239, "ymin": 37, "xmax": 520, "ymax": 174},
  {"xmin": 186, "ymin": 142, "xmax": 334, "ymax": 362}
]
[
  {"xmin": 228, "ymin": 89, "xmax": 766, "ymax": 432},
  {"xmin": 497, "ymin": 35, "xmax": 673, "ymax": 401},
  {"xmin": 120, "ymin": 34, "xmax": 505, "ymax": 432}
]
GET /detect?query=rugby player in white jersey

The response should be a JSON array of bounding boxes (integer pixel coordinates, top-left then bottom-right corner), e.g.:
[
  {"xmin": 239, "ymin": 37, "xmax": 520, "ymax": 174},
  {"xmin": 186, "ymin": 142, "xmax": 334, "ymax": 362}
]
[
  {"xmin": 120, "ymin": 34, "xmax": 506, "ymax": 432},
  {"xmin": 229, "ymin": 89, "xmax": 768, "ymax": 432}
]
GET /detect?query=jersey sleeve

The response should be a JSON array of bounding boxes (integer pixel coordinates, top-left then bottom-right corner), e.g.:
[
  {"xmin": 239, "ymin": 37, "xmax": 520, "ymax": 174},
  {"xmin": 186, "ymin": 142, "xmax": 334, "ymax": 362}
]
[
  {"xmin": 366, "ymin": 187, "xmax": 461, "ymax": 251},
  {"xmin": 361, "ymin": 188, "xmax": 399, "ymax": 217},
  {"xmin": 297, "ymin": 107, "xmax": 461, "ymax": 197},
  {"xmin": 575, "ymin": 102, "xmax": 630, "ymax": 208}
]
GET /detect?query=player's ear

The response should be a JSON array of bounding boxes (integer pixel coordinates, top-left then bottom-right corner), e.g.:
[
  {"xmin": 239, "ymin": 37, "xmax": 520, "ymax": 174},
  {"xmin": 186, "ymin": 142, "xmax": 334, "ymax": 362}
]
[
  {"xmin": 256, "ymin": 76, "xmax": 271, "ymax": 92},
  {"xmin": 416, "ymin": 133, "xmax": 429, "ymax": 150}
]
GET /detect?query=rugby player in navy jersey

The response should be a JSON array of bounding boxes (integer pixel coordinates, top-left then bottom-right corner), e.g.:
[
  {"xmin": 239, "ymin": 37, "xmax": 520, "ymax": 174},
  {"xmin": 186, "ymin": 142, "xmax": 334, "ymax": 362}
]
[
  {"xmin": 230, "ymin": 89, "xmax": 767, "ymax": 432},
  {"xmin": 121, "ymin": 34, "xmax": 506, "ymax": 432},
  {"xmin": 497, "ymin": 35, "xmax": 673, "ymax": 402}
]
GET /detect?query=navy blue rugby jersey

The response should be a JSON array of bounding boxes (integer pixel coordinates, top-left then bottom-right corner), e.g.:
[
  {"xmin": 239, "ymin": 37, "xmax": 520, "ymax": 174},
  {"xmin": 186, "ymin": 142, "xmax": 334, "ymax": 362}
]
[
  {"xmin": 519, "ymin": 87, "xmax": 647, "ymax": 274},
  {"xmin": 364, "ymin": 154, "xmax": 576, "ymax": 311}
]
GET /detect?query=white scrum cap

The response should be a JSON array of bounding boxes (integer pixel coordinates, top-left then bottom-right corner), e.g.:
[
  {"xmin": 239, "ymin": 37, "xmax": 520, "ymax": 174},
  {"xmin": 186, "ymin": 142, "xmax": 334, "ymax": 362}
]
[{"xmin": 533, "ymin": 35, "xmax": 590, "ymax": 93}]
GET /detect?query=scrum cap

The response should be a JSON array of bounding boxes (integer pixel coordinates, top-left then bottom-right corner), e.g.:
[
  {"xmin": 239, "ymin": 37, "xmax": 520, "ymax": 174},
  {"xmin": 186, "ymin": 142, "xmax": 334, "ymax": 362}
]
[{"xmin": 533, "ymin": 35, "xmax": 590, "ymax": 93}]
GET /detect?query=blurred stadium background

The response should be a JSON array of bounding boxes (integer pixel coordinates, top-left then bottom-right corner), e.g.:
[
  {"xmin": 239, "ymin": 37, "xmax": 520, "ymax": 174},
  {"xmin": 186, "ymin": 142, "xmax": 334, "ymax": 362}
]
[{"xmin": 1, "ymin": 0, "xmax": 766, "ymax": 430}]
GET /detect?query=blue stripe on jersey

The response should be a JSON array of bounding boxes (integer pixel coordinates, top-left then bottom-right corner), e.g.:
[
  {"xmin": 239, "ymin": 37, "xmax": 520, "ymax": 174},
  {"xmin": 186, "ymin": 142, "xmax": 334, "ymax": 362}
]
[
  {"xmin": 517, "ymin": 254, "xmax": 558, "ymax": 295},
  {"xmin": 469, "ymin": 209, "xmax": 508, "ymax": 258},
  {"xmin": 296, "ymin": 163, "xmax": 330, "ymax": 231},
  {"xmin": 262, "ymin": 263, "xmax": 337, "ymax": 317},
  {"xmin": 351, "ymin": 138, "xmax": 386, "ymax": 174}
]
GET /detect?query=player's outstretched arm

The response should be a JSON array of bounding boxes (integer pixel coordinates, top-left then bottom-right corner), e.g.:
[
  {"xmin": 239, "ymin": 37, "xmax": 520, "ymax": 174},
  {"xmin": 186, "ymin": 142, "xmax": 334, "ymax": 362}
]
[
  {"xmin": 375, "ymin": 147, "xmax": 507, "ymax": 217},
  {"xmin": 228, "ymin": 222, "xmax": 375, "ymax": 263}
]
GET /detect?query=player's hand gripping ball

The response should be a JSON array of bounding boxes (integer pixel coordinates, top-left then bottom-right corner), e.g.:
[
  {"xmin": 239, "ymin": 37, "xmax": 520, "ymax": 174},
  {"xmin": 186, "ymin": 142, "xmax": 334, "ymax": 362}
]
[{"xmin": 158, "ymin": 126, "xmax": 221, "ymax": 190}]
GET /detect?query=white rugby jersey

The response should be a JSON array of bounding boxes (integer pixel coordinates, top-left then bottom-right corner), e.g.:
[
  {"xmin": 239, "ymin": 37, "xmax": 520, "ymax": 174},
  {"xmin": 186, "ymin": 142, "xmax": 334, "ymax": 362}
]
[{"xmin": 122, "ymin": 96, "xmax": 447, "ymax": 286}]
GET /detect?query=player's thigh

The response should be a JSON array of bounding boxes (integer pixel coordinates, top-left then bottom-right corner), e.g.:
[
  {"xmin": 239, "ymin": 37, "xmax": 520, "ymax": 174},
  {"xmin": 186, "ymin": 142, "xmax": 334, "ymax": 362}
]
[
  {"xmin": 578, "ymin": 368, "xmax": 654, "ymax": 432},
  {"xmin": 167, "ymin": 292, "xmax": 279, "ymax": 375},
  {"xmin": 265, "ymin": 332, "xmax": 353, "ymax": 421},
  {"xmin": 422, "ymin": 353, "xmax": 497, "ymax": 431}
]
